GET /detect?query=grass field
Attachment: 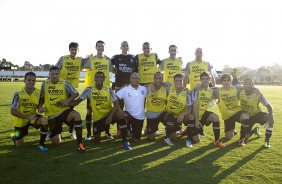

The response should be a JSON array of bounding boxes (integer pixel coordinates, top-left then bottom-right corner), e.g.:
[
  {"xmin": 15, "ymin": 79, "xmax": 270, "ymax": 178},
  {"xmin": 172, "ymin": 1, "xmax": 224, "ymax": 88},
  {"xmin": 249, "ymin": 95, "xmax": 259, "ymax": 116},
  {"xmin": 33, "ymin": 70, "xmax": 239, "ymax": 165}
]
[{"xmin": 0, "ymin": 82, "xmax": 281, "ymax": 184}]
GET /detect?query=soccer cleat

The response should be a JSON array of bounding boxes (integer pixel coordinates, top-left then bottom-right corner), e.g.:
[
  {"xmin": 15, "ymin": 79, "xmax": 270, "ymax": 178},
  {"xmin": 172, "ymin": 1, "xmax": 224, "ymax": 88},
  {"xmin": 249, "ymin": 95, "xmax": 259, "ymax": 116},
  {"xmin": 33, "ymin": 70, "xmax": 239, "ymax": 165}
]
[
  {"xmin": 70, "ymin": 133, "xmax": 77, "ymax": 140},
  {"xmin": 214, "ymin": 140, "xmax": 225, "ymax": 148},
  {"xmin": 45, "ymin": 133, "xmax": 51, "ymax": 141},
  {"xmin": 38, "ymin": 145, "xmax": 48, "ymax": 152},
  {"xmin": 122, "ymin": 141, "xmax": 132, "ymax": 150},
  {"xmin": 264, "ymin": 141, "xmax": 271, "ymax": 148},
  {"xmin": 254, "ymin": 127, "xmax": 262, "ymax": 138},
  {"xmin": 239, "ymin": 139, "xmax": 245, "ymax": 147},
  {"xmin": 186, "ymin": 139, "xmax": 193, "ymax": 148},
  {"xmin": 105, "ymin": 133, "xmax": 114, "ymax": 139},
  {"xmin": 176, "ymin": 129, "xmax": 183, "ymax": 135},
  {"xmin": 164, "ymin": 138, "xmax": 174, "ymax": 146},
  {"xmin": 76, "ymin": 143, "xmax": 86, "ymax": 153},
  {"xmin": 85, "ymin": 135, "xmax": 91, "ymax": 141}
]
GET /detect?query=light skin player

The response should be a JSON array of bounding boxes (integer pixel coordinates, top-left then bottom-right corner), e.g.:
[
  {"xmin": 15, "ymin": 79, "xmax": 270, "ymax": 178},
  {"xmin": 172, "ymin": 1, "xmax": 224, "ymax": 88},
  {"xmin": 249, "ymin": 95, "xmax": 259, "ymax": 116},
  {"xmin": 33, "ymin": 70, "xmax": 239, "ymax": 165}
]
[
  {"xmin": 159, "ymin": 45, "xmax": 183, "ymax": 84},
  {"xmin": 11, "ymin": 72, "xmax": 49, "ymax": 152},
  {"xmin": 38, "ymin": 66, "xmax": 85, "ymax": 152},
  {"xmin": 184, "ymin": 48, "xmax": 215, "ymax": 90},
  {"xmin": 214, "ymin": 73, "xmax": 250, "ymax": 146},
  {"xmin": 186, "ymin": 71, "xmax": 225, "ymax": 148}
]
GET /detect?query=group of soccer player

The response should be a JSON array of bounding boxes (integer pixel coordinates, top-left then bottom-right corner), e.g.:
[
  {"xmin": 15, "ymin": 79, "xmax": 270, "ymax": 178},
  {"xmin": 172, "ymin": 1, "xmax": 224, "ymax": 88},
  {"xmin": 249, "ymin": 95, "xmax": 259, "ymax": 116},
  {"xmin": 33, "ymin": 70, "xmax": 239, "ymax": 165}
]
[{"xmin": 10, "ymin": 41, "xmax": 274, "ymax": 152}]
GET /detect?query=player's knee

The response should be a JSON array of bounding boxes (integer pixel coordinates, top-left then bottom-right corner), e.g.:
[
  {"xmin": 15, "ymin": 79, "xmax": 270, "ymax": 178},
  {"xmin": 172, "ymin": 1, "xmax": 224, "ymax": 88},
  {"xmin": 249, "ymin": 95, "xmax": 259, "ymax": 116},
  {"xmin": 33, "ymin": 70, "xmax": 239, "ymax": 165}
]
[
  {"xmin": 225, "ymin": 131, "xmax": 234, "ymax": 140},
  {"xmin": 52, "ymin": 134, "xmax": 61, "ymax": 145},
  {"xmin": 240, "ymin": 113, "xmax": 249, "ymax": 120},
  {"xmin": 38, "ymin": 116, "xmax": 48, "ymax": 126},
  {"xmin": 192, "ymin": 135, "xmax": 200, "ymax": 143},
  {"xmin": 211, "ymin": 113, "xmax": 219, "ymax": 122},
  {"xmin": 70, "ymin": 111, "xmax": 81, "ymax": 121}
]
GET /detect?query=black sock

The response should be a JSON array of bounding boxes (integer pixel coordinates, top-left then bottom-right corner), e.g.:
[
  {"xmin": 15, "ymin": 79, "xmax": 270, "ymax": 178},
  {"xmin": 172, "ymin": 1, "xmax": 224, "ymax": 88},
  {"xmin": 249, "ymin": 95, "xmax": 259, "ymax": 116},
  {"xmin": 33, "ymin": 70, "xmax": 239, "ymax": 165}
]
[
  {"xmin": 74, "ymin": 120, "xmax": 83, "ymax": 144},
  {"xmin": 186, "ymin": 125, "xmax": 195, "ymax": 140},
  {"xmin": 105, "ymin": 124, "xmax": 110, "ymax": 135},
  {"xmin": 69, "ymin": 124, "xmax": 74, "ymax": 134},
  {"xmin": 85, "ymin": 121, "xmax": 92, "ymax": 136},
  {"xmin": 265, "ymin": 129, "xmax": 272, "ymax": 142},
  {"xmin": 39, "ymin": 125, "xmax": 48, "ymax": 145},
  {"xmin": 240, "ymin": 119, "xmax": 250, "ymax": 140},
  {"xmin": 212, "ymin": 121, "xmax": 220, "ymax": 141},
  {"xmin": 119, "ymin": 123, "xmax": 127, "ymax": 142}
]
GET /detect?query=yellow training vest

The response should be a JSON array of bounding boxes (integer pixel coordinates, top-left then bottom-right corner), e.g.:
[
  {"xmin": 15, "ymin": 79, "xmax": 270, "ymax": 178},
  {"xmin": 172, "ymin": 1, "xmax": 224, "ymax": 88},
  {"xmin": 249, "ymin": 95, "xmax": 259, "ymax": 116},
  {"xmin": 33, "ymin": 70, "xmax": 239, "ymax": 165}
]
[
  {"xmin": 197, "ymin": 88, "xmax": 213, "ymax": 120},
  {"xmin": 218, "ymin": 87, "xmax": 241, "ymax": 120},
  {"xmin": 188, "ymin": 61, "xmax": 209, "ymax": 90},
  {"xmin": 146, "ymin": 85, "xmax": 167, "ymax": 112},
  {"xmin": 137, "ymin": 53, "xmax": 158, "ymax": 84},
  {"xmin": 240, "ymin": 90, "xmax": 261, "ymax": 116},
  {"xmin": 90, "ymin": 87, "xmax": 113, "ymax": 122},
  {"xmin": 85, "ymin": 56, "xmax": 111, "ymax": 88},
  {"xmin": 166, "ymin": 88, "xmax": 188, "ymax": 117},
  {"xmin": 60, "ymin": 55, "xmax": 82, "ymax": 88},
  {"xmin": 13, "ymin": 88, "xmax": 40, "ymax": 127},
  {"xmin": 163, "ymin": 58, "xmax": 182, "ymax": 84},
  {"xmin": 44, "ymin": 79, "xmax": 68, "ymax": 117}
]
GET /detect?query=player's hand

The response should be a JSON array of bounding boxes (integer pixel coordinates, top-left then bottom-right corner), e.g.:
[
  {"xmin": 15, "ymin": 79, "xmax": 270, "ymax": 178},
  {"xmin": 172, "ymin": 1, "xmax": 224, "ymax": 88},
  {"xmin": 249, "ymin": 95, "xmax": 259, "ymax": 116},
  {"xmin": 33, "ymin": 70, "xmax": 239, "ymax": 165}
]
[
  {"xmin": 28, "ymin": 114, "xmax": 38, "ymax": 121},
  {"xmin": 105, "ymin": 117, "xmax": 112, "ymax": 125},
  {"xmin": 195, "ymin": 119, "xmax": 202, "ymax": 129},
  {"xmin": 38, "ymin": 106, "xmax": 45, "ymax": 113},
  {"xmin": 57, "ymin": 100, "xmax": 69, "ymax": 107}
]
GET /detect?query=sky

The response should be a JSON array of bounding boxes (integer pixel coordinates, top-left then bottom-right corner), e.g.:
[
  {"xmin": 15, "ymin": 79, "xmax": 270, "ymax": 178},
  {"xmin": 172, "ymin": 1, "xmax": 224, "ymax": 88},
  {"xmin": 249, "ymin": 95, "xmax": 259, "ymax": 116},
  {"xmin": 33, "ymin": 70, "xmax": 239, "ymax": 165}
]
[{"xmin": 1, "ymin": 0, "xmax": 282, "ymax": 70}]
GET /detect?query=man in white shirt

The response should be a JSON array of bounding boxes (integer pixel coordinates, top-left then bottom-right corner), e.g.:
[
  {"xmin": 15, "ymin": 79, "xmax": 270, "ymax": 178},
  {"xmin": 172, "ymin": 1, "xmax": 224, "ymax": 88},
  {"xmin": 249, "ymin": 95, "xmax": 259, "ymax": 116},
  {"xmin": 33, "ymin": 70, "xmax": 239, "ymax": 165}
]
[{"xmin": 116, "ymin": 72, "xmax": 147, "ymax": 142}]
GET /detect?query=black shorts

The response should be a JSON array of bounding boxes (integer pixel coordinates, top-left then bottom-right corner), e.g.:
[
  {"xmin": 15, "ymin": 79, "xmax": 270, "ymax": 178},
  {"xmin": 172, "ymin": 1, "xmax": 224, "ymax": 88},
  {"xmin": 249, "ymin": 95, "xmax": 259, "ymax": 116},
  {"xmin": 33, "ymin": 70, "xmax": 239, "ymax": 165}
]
[
  {"xmin": 48, "ymin": 109, "xmax": 74, "ymax": 137},
  {"xmin": 224, "ymin": 111, "xmax": 245, "ymax": 132},
  {"xmin": 200, "ymin": 111, "xmax": 214, "ymax": 126},
  {"xmin": 125, "ymin": 111, "xmax": 144, "ymax": 140},
  {"xmin": 249, "ymin": 112, "xmax": 268, "ymax": 126},
  {"xmin": 93, "ymin": 112, "xmax": 113, "ymax": 135},
  {"xmin": 13, "ymin": 115, "xmax": 42, "ymax": 140},
  {"xmin": 146, "ymin": 111, "xmax": 167, "ymax": 135}
]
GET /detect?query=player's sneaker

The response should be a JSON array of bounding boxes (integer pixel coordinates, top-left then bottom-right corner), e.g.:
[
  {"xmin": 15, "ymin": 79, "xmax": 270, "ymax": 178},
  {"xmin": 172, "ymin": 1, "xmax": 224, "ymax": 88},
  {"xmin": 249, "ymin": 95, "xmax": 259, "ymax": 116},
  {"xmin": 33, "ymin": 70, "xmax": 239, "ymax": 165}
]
[
  {"xmin": 105, "ymin": 133, "xmax": 114, "ymax": 139},
  {"xmin": 45, "ymin": 133, "xmax": 51, "ymax": 141},
  {"xmin": 176, "ymin": 129, "xmax": 183, "ymax": 135},
  {"xmin": 264, "ymin": 141, "xmax": 271, "ymax": 148},
  {"xmin": 38, "ymin": 145, "xmax": 48, "ymax": 152},
  {"xmin": 186, "ymin": 139, "xmax": 193, "ymax": 148},
  {"xmin": 70, "ymin": 133, "xmax": 77, "ymax": 140},
  {"xmin": 238, "ymin": 139, "xmax": 245, "ymax": 147},
  {"xmin": 76, "ymin": 143, "xmax": 86, "ymax": 153},
  {"xmin": 122, "ymin": 141, "xmax": 132, "ymax": 150},
  {"xmin": 85, "ymin": 134, "xmax": 91, "ymax": 141},
  {"xmin": 154, "ymin": 131, "xmax": 160, "ymax": 135},
  {"xmin": 214, "ymin": 140, "xmax": 225, "ymax": 148},
  {"xmin": 164, "ymin": 138, "xmax": 174, "ymax": 146},
  {"xmin": 254, "ymin": 127, "xmax": 262, "ymax": 138}
]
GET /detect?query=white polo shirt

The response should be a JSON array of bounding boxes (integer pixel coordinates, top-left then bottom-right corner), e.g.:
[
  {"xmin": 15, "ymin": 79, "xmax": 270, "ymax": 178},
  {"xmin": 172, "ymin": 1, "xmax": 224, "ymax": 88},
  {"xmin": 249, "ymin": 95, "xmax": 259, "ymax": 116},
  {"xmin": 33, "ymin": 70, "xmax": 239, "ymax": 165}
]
[{"xmin": 116, "ymin": 84, "xmax": 147, "ymax": 120}]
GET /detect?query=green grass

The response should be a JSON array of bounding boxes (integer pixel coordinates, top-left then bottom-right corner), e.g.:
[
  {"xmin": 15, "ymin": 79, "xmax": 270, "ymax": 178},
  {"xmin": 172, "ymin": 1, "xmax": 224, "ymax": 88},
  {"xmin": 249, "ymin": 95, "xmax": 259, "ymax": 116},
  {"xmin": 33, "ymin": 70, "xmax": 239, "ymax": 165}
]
[{"xmin": 0, "ymin": 82, "xmax": 281, "ymax": 184}]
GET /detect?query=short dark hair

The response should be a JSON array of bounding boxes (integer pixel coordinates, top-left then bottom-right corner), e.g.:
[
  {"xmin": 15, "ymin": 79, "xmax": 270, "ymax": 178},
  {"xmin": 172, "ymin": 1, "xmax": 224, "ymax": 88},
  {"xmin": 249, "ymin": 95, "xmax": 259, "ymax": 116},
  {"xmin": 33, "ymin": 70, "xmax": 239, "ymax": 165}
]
[
  {"xmin": 154, "ymin": 71, "xmax": 163, "ymax": 79},
  {"xmin": 49, "ymin": 66, "xmax": 60, "ymax": 72},
  {"xmin": 96, "ymin": 40, "xmax": 105, "ymax": 47},
  {"xmin": 142, "ymin": 42, "xmax": 150, "ymax": 47},
  {"xmin": 174, "ymin": 74, "xmax": 183, "ymax": 80},
  {"xmin": 200, "ymin": 71, "xmax": 211, "ymax": 80},
  {"xmin": 24, "ymin": 72, "xmax": 36, "ymax": 79},
  {"xmin": 169, "ymin": 45, "xmax": 177, "ymax": 50},
  {"xmin": 95, "ymin": 71, "xmax": 105, "ymax": 78},
  {"xmin": 221, "ymin": 73, "xmax": 232, "ymax": 82},
  {"xmin": 69, "ymin": 42, "xmax": 79, "ymax": 49}
]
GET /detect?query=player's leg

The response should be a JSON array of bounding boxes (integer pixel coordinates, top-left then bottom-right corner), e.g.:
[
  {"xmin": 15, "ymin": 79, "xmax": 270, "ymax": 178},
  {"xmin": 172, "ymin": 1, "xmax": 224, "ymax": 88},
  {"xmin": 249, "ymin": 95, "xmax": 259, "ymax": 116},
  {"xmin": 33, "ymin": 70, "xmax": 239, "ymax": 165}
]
[
  {"xmin": 205, "ymin": 112, "xmax": 225, "ymax": 147},
  {"xmin": 85, "ymin": 99, "xmax": 92, "ymax": 140}
]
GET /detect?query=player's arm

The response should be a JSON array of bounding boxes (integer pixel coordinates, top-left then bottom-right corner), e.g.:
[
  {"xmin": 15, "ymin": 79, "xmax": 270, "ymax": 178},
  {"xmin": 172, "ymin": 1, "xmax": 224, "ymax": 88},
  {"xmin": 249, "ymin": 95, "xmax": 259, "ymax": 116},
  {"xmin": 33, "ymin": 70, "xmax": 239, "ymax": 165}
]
[
  {"xmin": 57, "ymin": 81, "xmax": 79, "ymax": 107},
  {"xmin": 158, "ymin": 59, "xmax": 165, "ymax": 71},
  {"xmin": 177, "ymin": 91, "xmax": 192, "ymax": 123},
  {"xmin": 69, "ymin": 87, "xmax": 91, "ymax": 107},
  {"xmin": 208, "ymin": 64, "xmax": 215, "ymax": 87},
  {"xmin": 38, "ymin": 81, "xmax": 46, "ymax": 113},
  {"xmin": 256, "ymin": 88, "xmax": 274, "ymax": 125},
  {"xmin": 155, "ymin": 54, "xmax": 161, "ymax": 66},
  {"xmin": 184, "ymin": 63, "xmax": 190, "ymax": 87},
  {"xmin": 191, "ymin": 89, "xmax": 201, "ymax": 128},
  {"xmin": 55, "ymin": 56, "xmax": 64, "ymax": 70},
  {"xmin": 105, "ymin": 89, "xmax": 120, "ymax": 125}
]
